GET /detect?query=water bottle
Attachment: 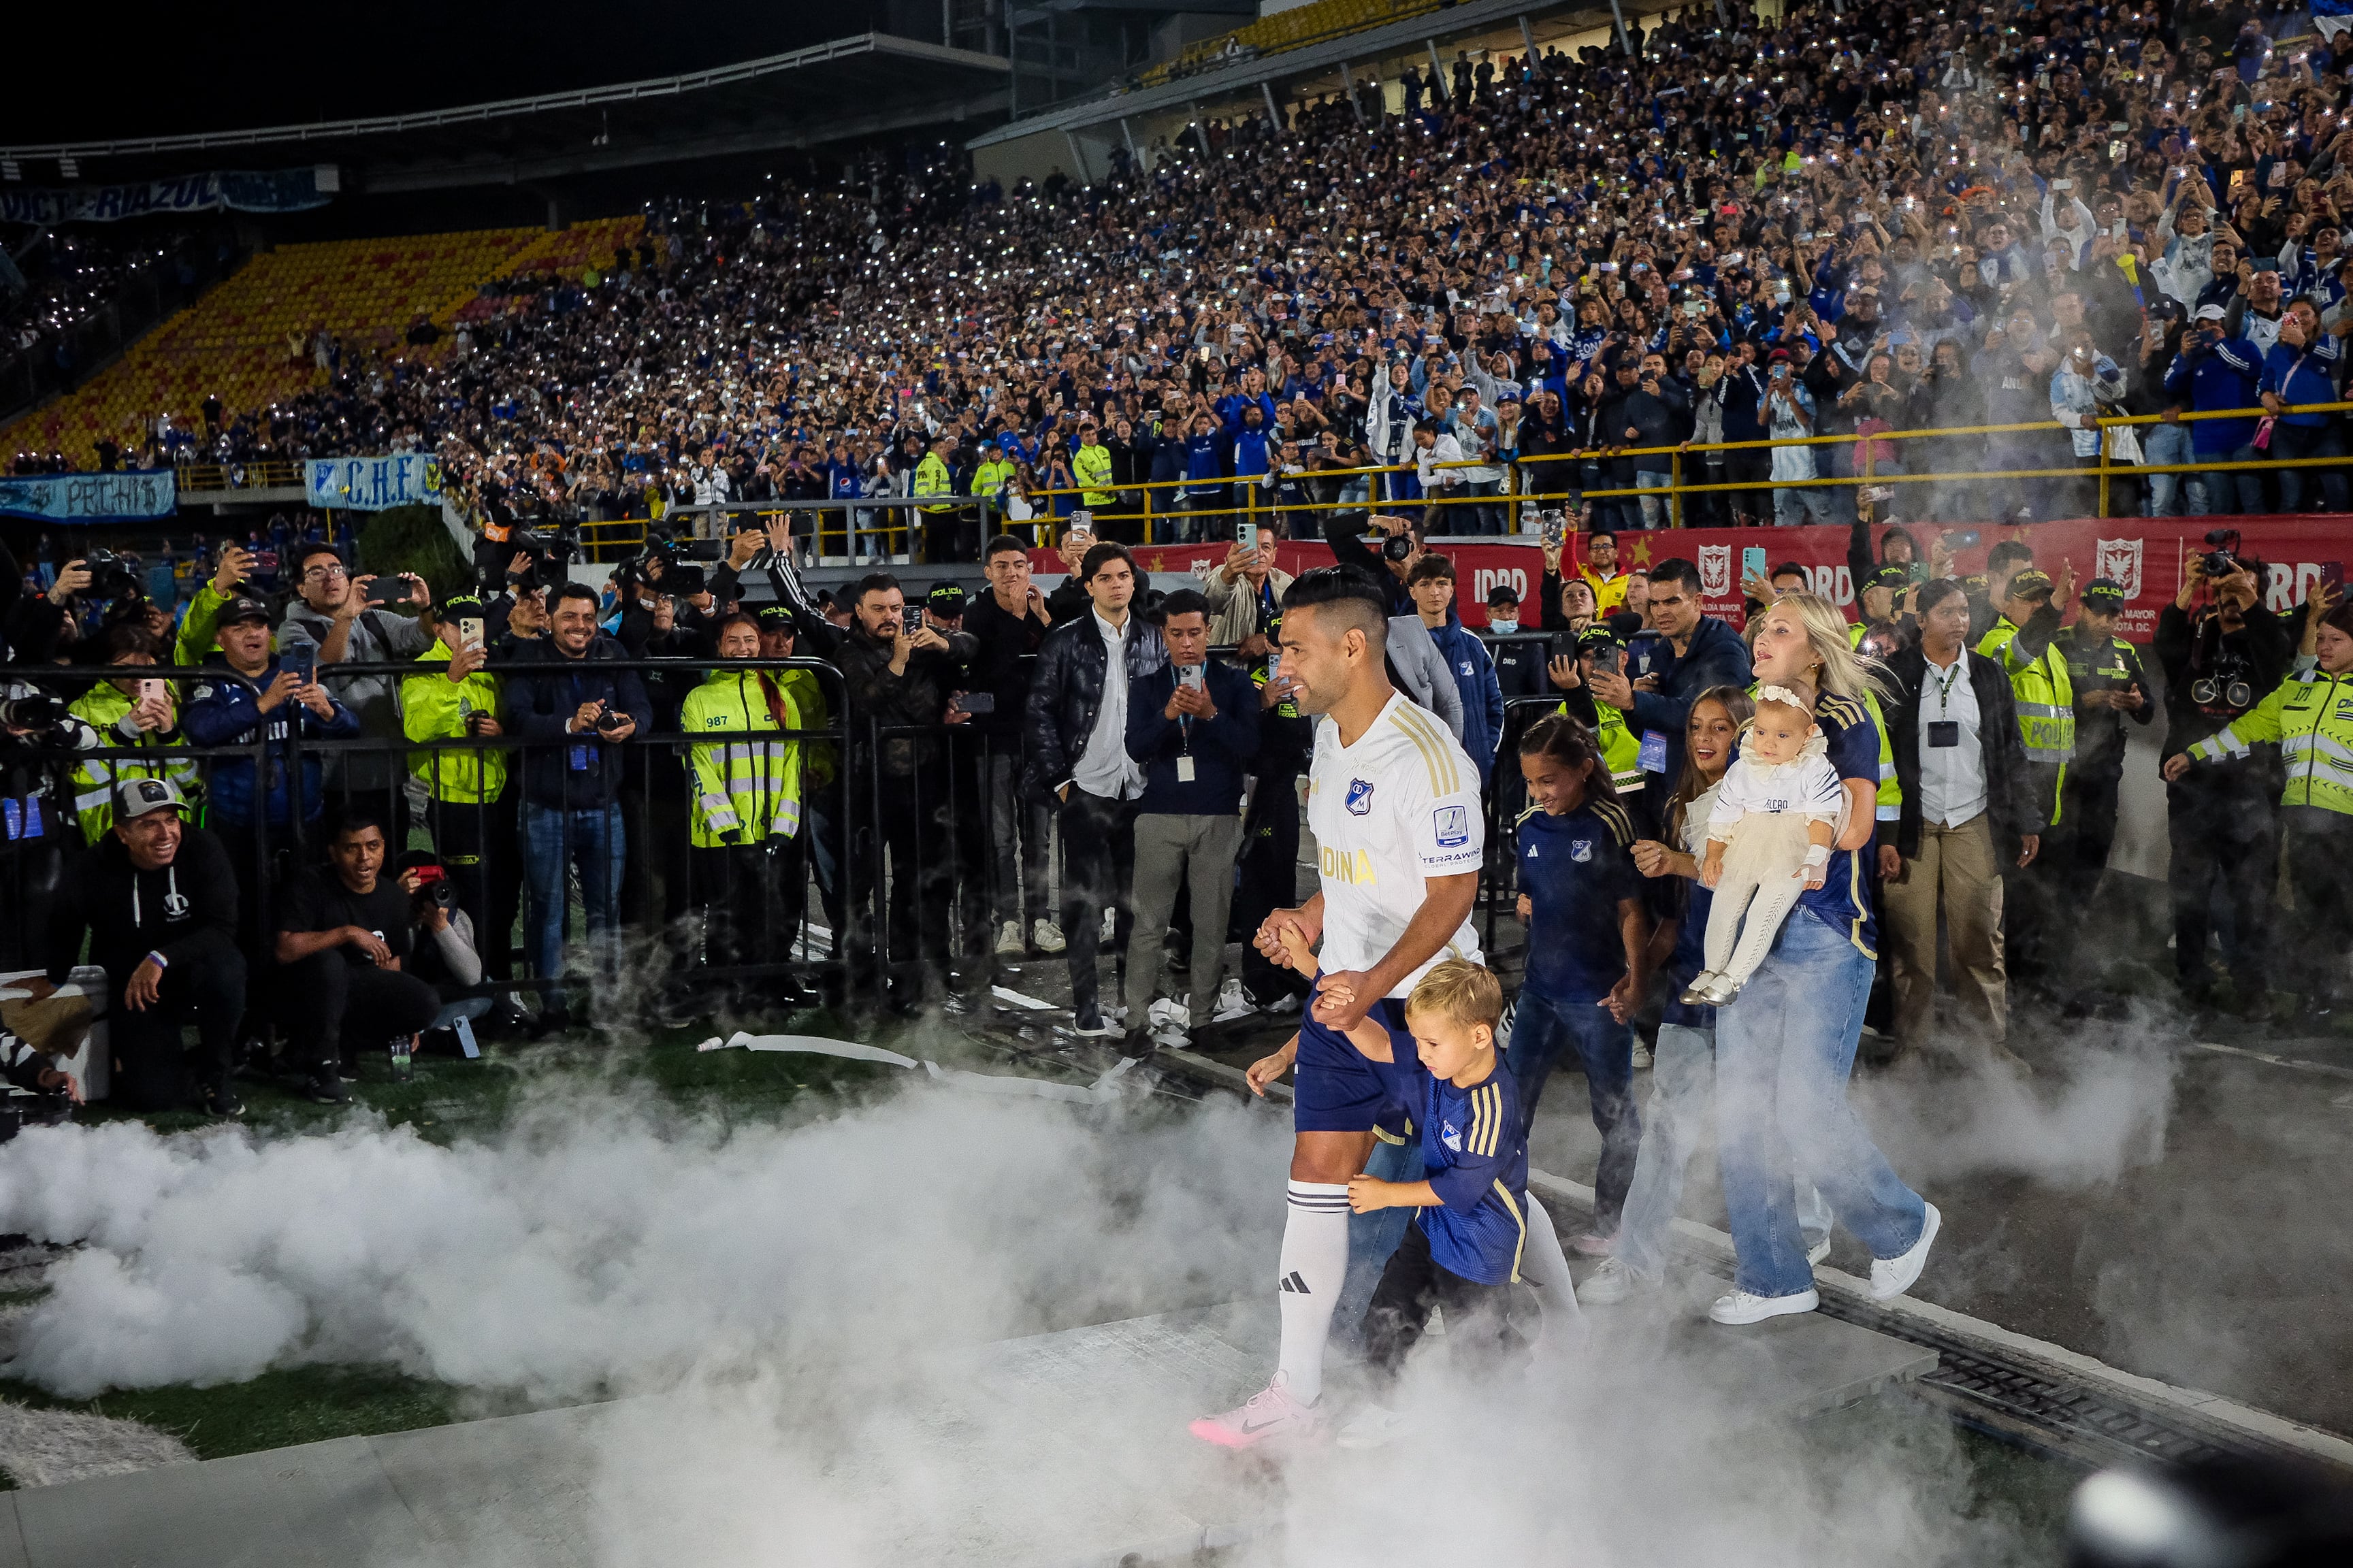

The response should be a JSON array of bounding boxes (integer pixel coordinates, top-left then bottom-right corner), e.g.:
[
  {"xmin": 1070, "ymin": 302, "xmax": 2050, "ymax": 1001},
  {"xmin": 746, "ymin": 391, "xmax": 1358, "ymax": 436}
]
[{"xmin": 390, "ymin": 1034, "xmax": 413, "ymax": 1083}]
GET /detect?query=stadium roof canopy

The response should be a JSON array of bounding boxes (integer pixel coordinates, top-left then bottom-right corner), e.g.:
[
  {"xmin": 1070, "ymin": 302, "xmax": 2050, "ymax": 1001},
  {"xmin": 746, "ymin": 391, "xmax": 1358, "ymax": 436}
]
[{"xmin": 0, "ymin": 33, "xmax": 1016, "ymax": 195}]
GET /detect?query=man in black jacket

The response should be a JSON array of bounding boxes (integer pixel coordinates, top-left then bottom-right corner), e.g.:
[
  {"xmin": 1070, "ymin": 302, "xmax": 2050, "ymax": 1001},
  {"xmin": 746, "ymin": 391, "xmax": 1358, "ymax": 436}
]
[
  {"xmin": 500, "ymin": 583, "xmax": 653, "ymax": 1021},
  {"xmin": 964, "ymin": 534, "xmax": 1059, "ymax": 958},
  {"xmin": 33, "ymin": 778, "xmax": 245, "ymax": 1114},
  {"xmin": 2154, "ymin": 555, "xmax": 2292, "ymax": 1009},
  {"xmin": 1024, "ymin": 542, "xmax": 1168, "ymax": 1035},
  {"xmin": 1597, "ymin": 353, "xmax": 1691, "ymax": 529},
  {"xmin": 1880, "ymin": 580, "xmax": 2045, "ymax": 1063}
]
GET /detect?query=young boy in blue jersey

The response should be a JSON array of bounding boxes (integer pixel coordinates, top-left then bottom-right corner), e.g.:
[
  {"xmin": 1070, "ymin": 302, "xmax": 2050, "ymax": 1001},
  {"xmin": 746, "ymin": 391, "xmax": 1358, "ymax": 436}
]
[{"xmin": 1337, "ymin": 958, "xmax": 1531, "ymax": 1448}]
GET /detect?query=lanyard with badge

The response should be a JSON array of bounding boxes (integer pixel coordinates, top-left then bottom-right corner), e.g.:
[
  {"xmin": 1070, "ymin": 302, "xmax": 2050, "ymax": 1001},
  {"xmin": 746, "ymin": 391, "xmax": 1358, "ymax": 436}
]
[
  {"xmin": 1175, "ymin": 665, "xmax": 1202, "ymax": 782},
  {"xmin": 1928, "ymin": 658, "xmax": 1964, "ymax": 747}
]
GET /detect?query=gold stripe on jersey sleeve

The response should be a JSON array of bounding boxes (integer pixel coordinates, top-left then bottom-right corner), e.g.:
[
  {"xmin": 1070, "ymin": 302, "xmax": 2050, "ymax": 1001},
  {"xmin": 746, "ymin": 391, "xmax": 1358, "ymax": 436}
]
[
  {"xmin": 1464, "ymin": 1083, "xmax": 1486, "ymax": 1160},
  {"xmin": 1392, "ymin": 704, "xmax": 1462, "ymax": 796},
  {"xmin": 1493, "ymin": 1180, "xmax": 1528, "ymax": 1284},
  {"xmin": 1514, "ymin": 802, "xmax": 1544, "ymax": 827},
  {"xmin": 1476, "ymin": 1083, "xmax": 1502, "ymax": 1155},
  {"xmin": 1592, "ymin": 798, "xmax": 1634, "ymax": 846}
]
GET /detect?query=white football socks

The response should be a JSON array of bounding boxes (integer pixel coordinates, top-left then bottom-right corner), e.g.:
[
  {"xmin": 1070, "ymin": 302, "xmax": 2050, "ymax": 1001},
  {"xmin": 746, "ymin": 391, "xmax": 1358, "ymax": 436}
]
[
  {"xmin": 1276, "ymin": 1181, "xmax": 1350, "ymax": 1404},
  {"xmin": 1520, "ymin": 1192, "xmax": 1585, "ymax": 1354}
]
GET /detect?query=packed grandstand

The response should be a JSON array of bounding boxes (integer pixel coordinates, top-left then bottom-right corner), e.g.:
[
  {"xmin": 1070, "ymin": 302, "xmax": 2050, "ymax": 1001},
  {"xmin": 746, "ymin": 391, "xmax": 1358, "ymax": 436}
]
[{"xmin": 13, "ymin": 0, "xmax": 2353, "ymax": 550}]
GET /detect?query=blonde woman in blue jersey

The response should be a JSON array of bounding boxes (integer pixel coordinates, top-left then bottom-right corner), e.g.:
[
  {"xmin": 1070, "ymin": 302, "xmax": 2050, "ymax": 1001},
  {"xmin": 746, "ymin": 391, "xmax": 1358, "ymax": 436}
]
[{"xmin": 1710, "ymin": 594, "xmax": 1938, "ymax": 1326}]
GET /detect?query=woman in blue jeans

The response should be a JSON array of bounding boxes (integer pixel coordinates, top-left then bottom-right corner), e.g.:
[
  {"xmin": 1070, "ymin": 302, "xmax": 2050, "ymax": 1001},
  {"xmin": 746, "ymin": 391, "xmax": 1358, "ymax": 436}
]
[
  {"xmin": 1504, "ymin": 714, "xmax": 1649, "ymax": 1252},
  {"xmin": 1579, "ymin": 687, "xmax": 1834, "ymax": 1305},
  {"xmin": 1709, "ymin": 596, "xmax": 1939, "ymax": 1326}
]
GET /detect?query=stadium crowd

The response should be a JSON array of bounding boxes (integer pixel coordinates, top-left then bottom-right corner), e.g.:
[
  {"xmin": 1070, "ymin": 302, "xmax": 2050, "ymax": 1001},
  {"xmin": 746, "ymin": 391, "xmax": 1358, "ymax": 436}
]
[{"xmin": 29, "ymin": 0, "xmax": 2353, "ymax": 545}]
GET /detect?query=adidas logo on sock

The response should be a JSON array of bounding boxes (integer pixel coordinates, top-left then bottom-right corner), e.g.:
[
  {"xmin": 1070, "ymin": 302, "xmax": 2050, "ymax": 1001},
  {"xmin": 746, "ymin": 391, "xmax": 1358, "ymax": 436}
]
[{"xmin": 1278, "ymin": 1271, "xmax": 1311, "ymax": 1294}]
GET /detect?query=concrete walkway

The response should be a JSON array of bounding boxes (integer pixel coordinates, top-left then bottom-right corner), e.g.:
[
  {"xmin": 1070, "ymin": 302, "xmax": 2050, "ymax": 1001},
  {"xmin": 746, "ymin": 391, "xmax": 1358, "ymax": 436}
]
[{"xmin": 2, "ymin": 1298, "xmax": 1931, "ymax": 1567}]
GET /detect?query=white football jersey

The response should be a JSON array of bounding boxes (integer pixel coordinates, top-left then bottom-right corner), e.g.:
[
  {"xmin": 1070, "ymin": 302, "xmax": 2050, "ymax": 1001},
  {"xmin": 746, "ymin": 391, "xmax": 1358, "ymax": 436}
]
[{"xmin": 1307, "ymin": 692, "xmax": 1486, "ymax": 996}]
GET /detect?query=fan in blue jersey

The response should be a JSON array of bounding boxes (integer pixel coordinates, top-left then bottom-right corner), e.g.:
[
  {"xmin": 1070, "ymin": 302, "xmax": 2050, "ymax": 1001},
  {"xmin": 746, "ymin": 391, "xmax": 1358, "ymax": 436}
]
[{"xmin": 1506, "ymin": 713, "xmax": 1649, "ymax": 1255}]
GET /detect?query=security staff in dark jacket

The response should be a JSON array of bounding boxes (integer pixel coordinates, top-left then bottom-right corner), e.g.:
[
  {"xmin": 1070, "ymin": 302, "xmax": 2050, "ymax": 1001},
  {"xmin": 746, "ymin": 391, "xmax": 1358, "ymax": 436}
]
[
  {"xmin": 2154, "ymin": 555, "xmax": 2292, "ymax": 1009},
  {"xmin": 1484, "ymin": 586, "xmax": 1548, "ymax": 697},
  {"xmin": 35, "ymin": 779, "xmax": 244, "ymax": 1115},
  {"xmin": 500, "ymin": 583, "xmax": 653, "ymax": 1019},
  {"xmin": 1024, "ymin": 542, "xmax": 1168, "ymax": 1034}
]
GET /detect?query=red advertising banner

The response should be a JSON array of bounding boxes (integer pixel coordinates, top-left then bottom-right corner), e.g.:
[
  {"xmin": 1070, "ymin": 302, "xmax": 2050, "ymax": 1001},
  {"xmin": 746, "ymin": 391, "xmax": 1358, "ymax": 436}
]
[{"xmin": 1035, "ymin": 517, "xmax": 2351, "ymax": 640}]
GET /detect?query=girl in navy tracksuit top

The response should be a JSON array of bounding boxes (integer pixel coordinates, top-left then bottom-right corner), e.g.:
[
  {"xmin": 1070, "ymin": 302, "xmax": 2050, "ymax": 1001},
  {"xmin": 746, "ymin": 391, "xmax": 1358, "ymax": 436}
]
[{"xmin": 1506, "ymin": 712, "xmax": 1649, "ymax": 1246}]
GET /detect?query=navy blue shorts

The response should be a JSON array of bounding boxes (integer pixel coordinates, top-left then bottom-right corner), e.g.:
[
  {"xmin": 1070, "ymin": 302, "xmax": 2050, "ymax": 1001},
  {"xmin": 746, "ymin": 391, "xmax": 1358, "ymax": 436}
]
[{"xmin": 1293, "ymin": 995, "xmax": 1417, "ymax": 1134}]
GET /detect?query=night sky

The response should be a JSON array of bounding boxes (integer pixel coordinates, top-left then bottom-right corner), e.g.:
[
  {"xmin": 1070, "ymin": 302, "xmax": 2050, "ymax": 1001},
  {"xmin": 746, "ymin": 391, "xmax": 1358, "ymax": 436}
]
[{"xmin": 6, "ymin": 2, "xmax": 893, "ymax": 144}]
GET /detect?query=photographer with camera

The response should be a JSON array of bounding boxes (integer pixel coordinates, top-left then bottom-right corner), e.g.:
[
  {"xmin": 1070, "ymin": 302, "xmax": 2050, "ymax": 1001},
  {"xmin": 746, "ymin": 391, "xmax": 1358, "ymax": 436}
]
[
  {"xmin": 183, "ymin": 595, "xmax": 361, "ymax": 949},
  {"xmin": 2165, "ymin": 583, "xmax": 2353, "ymax": 1024},
  {"xmin": 2154, "ymin": 543, "xmax": 2294, "ymax": 1012},
  {"xmin": 501, "ymin": 583, "xmax": 651, "ymax": 1024},
  {"xmin": 67, "ymin": 623, "xmax": 203, "ymax": 845},
  {"xmin": 393, "ymin": 851, "xmax": 491, "ymax": 1051},
  {"xmin": 400, "ymin": 593, "xmax": 520, "ymax": 1026},
  {"xmin": 276, "ymin": 542, "xmax": 430, "ymax": 841},
  {"xmin": 272, "ymin": 813, "xmax": 442, "ymax": 1103},
  {"xmin": 33, "ymin": 778, "xmax": 244, "ymax": 1115}
]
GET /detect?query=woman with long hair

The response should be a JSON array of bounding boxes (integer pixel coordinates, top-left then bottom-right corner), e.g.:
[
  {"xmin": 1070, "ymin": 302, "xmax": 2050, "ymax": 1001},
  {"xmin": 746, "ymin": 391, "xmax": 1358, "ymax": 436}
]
[
  {"xmin": 1708, "ymin": 593, "xmax": 1937, "ymax": 1325},
  {"xmin": 1580, "ymin": 686, "xmax": 1836, "ymax": 1304}
]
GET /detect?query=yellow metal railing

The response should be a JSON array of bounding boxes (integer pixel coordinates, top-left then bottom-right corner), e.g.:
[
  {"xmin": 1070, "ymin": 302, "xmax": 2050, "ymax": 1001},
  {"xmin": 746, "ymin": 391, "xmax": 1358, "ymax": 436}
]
[{"xmin": 172, "ymin": 460, "xmax": 306, "ymax": 492}]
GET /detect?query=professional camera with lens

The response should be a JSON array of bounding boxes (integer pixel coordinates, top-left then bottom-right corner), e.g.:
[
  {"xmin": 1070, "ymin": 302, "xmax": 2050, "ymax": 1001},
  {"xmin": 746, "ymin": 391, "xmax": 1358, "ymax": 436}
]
[
  {"xmin": 76, "ymin": 548, "xmax": 142, "ymax": 602},
  {"xmin": 0, "ymin": 693, "xmax": 80, "ymax": 747},
  {"xmin": 0, "ymin": 1089, "xmax": 74, "ymax": 1143},
  {"xmin": 2199, "ymin": 527, "xmax": 2243, "ymax": 578},
  {"xmin": 496, "ymin": 522, "xmax": 581, "ymax": 593}
]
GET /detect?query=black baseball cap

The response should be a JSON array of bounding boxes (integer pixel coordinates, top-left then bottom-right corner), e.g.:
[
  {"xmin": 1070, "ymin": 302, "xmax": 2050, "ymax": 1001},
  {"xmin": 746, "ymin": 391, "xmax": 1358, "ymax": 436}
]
[
  {"xmin": 1578, "ymin": 624, "xmax": 1621, "ymax": 651},
  {"xmin": 218, "ymin": 595, "xmax": 271, "ymax": 627},
  {"xmin": 755, "ymin": 604, "xmax": 795, "ymax": 630},
  {"xmin": 1487, "ymin": 584, "xmax": 1521, "ymax": 607},
  {"xmin": 435, "ymin": 591, "xmax": 485, "ymax": 618},
  {"xmin": 927, "ymin": 583, "xmax": 968, "ymax": 615},
  {"xmin": 1864, "ymin": 564, "xmax": 1911, "ymax": 592},
  {"xmin": 2081, "ymin": 577, "xmax": 2126, "ymax": 608},
  {"xmin": 2007, "ymin": 568, "xmax": 2056, "ymax": 602}
]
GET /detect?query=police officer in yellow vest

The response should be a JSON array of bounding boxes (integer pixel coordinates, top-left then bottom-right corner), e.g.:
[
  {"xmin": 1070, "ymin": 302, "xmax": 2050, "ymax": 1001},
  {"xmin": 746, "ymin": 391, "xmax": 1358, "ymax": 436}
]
[
  {"xmin": 913, "ymin": 433, "xmax": 962, "ymax": 562},
  {"xmin": 2055, "ymin": 578, "xmax": 2152, "ymax": 884},
  {"xmin": 2164, "ymin": 585, "xmax": 2353, "ymax": 1021},
  {"xmin": 1978, "ymin": 564, "xmax": 2073, "ymax": 983},
  {"xmin": 1557, "ymin": 624, "xmax": 1653, "ymax": 834},
  {"xmin": 1073, "ymin": 420, "xmax": 1117, "ymax": 512},
  {"xmin": 973, "ymin": 446, "xmax": 1019, "ymax": 523},
  {"xmin": 682, "ymin": 613, "xmax": 808, "ymax": 1001}
]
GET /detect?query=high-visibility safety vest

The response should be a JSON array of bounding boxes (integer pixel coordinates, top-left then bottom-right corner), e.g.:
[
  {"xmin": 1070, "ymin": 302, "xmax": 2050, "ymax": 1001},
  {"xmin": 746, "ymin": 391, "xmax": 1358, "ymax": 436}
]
[
  {"xmin": 913, "ymin": 451, "xmax": 956, "ymax": 514},
  {"xmin": 1561, "ymin": 697, "xmax": 1644, "ymax": 796},
  {"xmin": 1980, "ymin": 616, "xmax": 2073, "ymax": 825},
  {"xmin": 2189, "ymin": 659, "xmax": 2353, "ymax": 819},
  {"xmin": 679, "ymin": 669, "xmax": 806, "ymax": 849},
  {"xmin": 65, "ymin": 683, "xmax": 204, "ymax": 845},
  {"xmin": 1073, "ymin": 442, "xmax": 1116, "ymax": 509},
  {"xmin": 973, "ymin": 455, "xmax": 1018, "ymax": 506},
  {"xmin": 400, "ymin": 645, "xmax": 509, "ymax": 806}
]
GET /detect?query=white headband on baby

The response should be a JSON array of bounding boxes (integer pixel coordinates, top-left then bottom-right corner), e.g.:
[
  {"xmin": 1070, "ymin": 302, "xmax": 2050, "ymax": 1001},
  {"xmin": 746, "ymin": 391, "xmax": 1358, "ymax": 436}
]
[{"xmin": 1756, "ymin": 684, "xmax": 1806, "ymax": 707}]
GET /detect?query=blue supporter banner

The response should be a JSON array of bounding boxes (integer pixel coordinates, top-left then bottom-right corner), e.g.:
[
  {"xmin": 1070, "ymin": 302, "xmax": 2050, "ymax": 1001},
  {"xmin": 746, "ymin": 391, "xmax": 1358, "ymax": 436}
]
[
  {"xmin": 0, "ymin": 169, "xmax": 334, "ymax": 225},
  {"xmin": 306, "ymin": 455, "xmax": 444, "ymax": 511},
  {"xmin": 0, "ymin": 470, "xmax": 178, "ymax": 523}
]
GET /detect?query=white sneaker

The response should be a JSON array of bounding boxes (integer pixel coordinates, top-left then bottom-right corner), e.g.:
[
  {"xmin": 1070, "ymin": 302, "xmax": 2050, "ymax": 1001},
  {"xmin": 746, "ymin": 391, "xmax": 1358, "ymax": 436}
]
[
  {"xmin": 1032, "ymin": 919, "xmax": 1066, "ymax": 953},
  {"xmin": 1806, "ymin": 1235, "xmax": 1832, "ymax": 1267},
  {"xmin": 1868, "ymin": 1203, "xmax": 1940, "ymax": 1301},
  {"xmin": 1631, "ymin": 1041, "xmax": 1653, "ymax": 1070},
  {"xmin": 1576, "ymin": 1255, "xmax": 1646, "ymax": 1306},
  {"xmin": 995, "ymin": 920, "xmax": 1024, "ymax": 958},
  {"xmin": 1211, "ymin": 978, "xmax": 1253, "ymax": 1023},
  {"xmin": 1188, "ymin": 1373, "xmax": 1320, "ymax": 1449},
  {"xmin": 1335, "ymin": 1402, "xmax": 1408, "ymax": 1450},
  {"xmin": 1101, "ymin": 908, "xmax": 1118, "ymax": 943},
  {"xmin": 1709, "ymin": 1288, "xmax": 1819, "ymax": 1324}
]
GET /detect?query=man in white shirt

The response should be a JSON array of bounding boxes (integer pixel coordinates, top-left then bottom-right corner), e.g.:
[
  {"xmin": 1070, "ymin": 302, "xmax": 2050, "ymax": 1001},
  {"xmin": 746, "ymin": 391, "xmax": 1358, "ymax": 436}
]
[
  {"xmin": 1882, "ymin": 580, "xmax": 2044, "ymax": 1062},
  {"xmin": 1022, "ymin": 542, "xmax": 1166, "ymax": 1036},
  {"xmin": 1190, "ymin": 568, "xmax": 1490, "ymax": 1448}
]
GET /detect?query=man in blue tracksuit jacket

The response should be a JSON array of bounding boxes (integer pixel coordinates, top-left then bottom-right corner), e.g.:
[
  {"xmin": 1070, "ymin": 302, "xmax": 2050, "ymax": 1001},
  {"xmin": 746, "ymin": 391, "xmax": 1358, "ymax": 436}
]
[
  {"xmin": 181, "ymin": 593, "xmax": 361, "ymax": 941},
  {"xmin": 1180, "ymin": 414, "xmax": 1228, "ymax": 542},
  {"xmin": 1404, "ymin": 555, "xmax": 1504, "ymax": 783},
  {"xmin": 2257, "ymin": 300, "xmax": 2348, "ymax": 512},
  {"xmin": 2164, "ymin": 307, "xmax": 2266, "ymax": 514}
]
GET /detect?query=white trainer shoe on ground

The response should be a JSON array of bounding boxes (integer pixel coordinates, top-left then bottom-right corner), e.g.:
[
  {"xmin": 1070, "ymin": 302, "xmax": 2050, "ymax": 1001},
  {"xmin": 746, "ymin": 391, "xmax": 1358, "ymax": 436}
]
[
  {"xmin": 1807, "ymin": 1236, "xmax": 1832, "ymax": 1267},
  {"xmin": 1032, "ymin": 919, "xmax": 1067, "ymax": 953},
  {"xmin": 1630, "ymin": 1041, "xmax": 1653, "ymax": 1070},
  {"xmin": 995, "ymin": 920, "xmax": 1024, "ymax": 958},
  {"xmin": 1576, "ymin": 1255, "xmax": 1649, "ymax": 1306},
  {"xmin": 1709, "ymin": 1288, "xmax": 1820, "ymax": 1325},
  {"xmin": 1101, "ymin": 908, "xmax": 1118, "ymax": 943},
  {"xmin": 1188, "ymin": 1373, "xmax": 1320, "ymax": 1449},
  {"xmin": 1335, "ymin": 1402, "xmax": 1408, "ymax": 1451},
  {"xmin": 1869, "ymin": 1202, "xmax": 1941, "ymax": 1301},
  {"xmin": 1211, "ymin": 978, "xmax": 1254, "ymax": 1023}
]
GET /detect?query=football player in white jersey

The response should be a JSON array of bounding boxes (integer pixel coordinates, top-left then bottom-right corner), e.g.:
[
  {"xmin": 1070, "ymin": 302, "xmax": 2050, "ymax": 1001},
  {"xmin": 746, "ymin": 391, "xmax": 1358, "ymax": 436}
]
[{"xmin": 1190, "ymin": 568, "xmax": 1491, "ymax": 1447}]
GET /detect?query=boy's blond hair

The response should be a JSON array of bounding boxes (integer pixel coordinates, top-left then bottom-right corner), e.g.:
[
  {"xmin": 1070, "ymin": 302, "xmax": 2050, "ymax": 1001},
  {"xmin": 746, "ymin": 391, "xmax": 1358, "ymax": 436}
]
[{"xmin": 1405, "ymin": 958, "xmax": 1504, "ymax": 1031}]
